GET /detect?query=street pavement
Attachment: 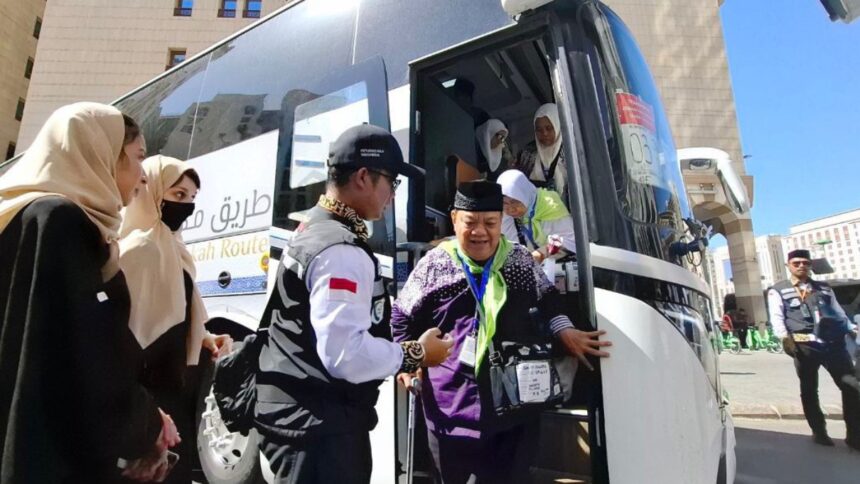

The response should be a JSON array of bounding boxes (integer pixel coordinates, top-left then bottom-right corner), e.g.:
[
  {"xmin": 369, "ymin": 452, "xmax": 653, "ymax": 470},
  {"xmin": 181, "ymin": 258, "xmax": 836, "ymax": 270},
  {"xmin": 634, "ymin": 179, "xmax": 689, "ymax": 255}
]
[
  {"xmin": 735, "ymin": 418, "xmax": 857, "ymax": 484},
  {"xmin": 720, "ymin": 350, "xmax": 845, "ymax": 418}
]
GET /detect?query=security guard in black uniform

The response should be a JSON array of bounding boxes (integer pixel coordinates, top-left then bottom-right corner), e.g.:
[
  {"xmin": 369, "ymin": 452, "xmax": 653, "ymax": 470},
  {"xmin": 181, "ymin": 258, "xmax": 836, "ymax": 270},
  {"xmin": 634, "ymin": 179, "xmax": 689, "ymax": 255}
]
[{"xmin": 767, "ymin": 249, "xmax": 860, "ymax": 449}]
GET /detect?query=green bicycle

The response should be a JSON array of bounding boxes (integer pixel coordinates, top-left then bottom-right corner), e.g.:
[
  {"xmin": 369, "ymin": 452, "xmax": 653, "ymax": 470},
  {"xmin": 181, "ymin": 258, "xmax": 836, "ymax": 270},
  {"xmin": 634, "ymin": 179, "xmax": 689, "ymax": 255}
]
[
  {"xmin": 749, "ymin": 327, "xmax": 783, "ymax": 353},
  {"xmin": 721, "ymin": 332, "xmax": 742, "ymax": 355}
]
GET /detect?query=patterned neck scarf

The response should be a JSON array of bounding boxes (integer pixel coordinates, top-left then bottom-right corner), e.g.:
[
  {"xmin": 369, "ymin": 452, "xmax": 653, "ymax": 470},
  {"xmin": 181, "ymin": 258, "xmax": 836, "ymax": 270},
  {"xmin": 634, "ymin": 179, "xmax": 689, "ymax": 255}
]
[{"xmin": 318, "ymin": 194, "xmax": 369, "ymax": 241}]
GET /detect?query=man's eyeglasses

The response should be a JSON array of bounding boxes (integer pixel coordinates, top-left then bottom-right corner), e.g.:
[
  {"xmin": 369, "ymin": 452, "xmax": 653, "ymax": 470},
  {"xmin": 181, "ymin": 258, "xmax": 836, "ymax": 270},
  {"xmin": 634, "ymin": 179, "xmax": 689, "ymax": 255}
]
[
  {"xmin": 367, "ymin": 168, "xmax": 401, "ymax": 192},
  {"xmin": 789, "ymin": 260, "xmax": 811, "ymax": 267}
]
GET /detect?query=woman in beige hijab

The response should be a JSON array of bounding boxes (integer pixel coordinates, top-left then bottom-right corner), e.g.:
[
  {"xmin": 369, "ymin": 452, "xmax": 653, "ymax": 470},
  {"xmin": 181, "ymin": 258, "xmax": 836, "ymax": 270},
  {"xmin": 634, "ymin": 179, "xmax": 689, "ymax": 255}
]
[
  {"xmin": 119, "ymin": 155, "xmax": 232, "ymax": 483},
  {"xmin": 0, "ymin": 102, "xmax": 178, "ymax": 483}
]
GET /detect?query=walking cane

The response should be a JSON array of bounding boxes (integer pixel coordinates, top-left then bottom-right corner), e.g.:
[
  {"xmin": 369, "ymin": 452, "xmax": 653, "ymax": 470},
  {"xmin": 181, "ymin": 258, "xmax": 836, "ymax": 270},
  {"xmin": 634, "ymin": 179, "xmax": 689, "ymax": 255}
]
[{"xmin": 406, "ymin": 376, "xmax": 421, "ymax": 484}]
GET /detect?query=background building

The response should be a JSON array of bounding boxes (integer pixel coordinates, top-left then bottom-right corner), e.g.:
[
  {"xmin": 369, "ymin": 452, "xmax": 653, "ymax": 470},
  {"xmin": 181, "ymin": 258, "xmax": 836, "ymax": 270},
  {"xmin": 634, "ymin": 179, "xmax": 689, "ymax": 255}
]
[
  {"xmin": 15, "ymin": 0, "xmax": 284, "ymax": 153},
  {"xmin": 12, "ymin": 0, "xmax": 764, "ymax": 319},
  {"xmin": 783, "ymin": 208, "xmax": 860, "ymax": 281},
  {"xmin": 0, "ymin": 0, "xmax": 46, "ymax": 161},
  {"xmin": 708, "ymin": 235, "xmax": 787, "ymax": 317}
]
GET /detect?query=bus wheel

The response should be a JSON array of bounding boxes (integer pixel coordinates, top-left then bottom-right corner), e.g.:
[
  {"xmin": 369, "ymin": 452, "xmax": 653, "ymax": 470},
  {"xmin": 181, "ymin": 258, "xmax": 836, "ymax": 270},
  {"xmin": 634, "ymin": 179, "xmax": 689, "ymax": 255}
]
[{"xmin": 197, "ymin": 387, "xmax": 265, "ymax": 484}]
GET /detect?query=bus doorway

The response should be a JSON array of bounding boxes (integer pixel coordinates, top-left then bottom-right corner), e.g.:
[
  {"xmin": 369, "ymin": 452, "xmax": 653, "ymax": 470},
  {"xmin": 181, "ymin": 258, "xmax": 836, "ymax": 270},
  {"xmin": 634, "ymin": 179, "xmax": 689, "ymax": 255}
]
[{"xmin": 397, "ymin": 21, "xmax": 597, "ymax": 484}]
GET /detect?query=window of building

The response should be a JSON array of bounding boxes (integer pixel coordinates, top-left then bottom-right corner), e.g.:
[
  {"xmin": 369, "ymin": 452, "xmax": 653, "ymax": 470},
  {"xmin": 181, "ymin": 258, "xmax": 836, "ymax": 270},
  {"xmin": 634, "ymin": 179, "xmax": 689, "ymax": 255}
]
[
  {"xmin": 33, "ymin": 17, "xmax": 42, "ymax": 39},
  {"xmin": 5, "ymin": 143, "xmax": 16, "ymax": 161},
  {"xmin": 244, "ymin": 0, "xmax": 262, "ymax": 18},
  {"xmin": 24, "ymin": 57, "xmax": 34, "ymax": 79},
  {"xmin": 218, "ymin": 0, "xmax": 237, "ymax": 17},
  {"xmin": 15, "ymin": 98, "xmax": 25, "ymax": 121},
  {"xmin": 166, "ymin": 48, "xmax": 187, "ymax": 70},
  {"xmin": 174, "ymin": 0, "xmax": 193, "ymax": 16}
]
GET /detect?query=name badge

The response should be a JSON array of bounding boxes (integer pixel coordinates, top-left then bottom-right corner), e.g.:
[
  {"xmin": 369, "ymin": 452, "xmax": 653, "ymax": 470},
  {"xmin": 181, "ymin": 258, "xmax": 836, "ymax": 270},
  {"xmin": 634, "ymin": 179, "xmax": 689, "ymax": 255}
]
[
  {"xmin": 459, "ymin": 334, "xmax": 477, "ymax": 367},
  {"xmin": 789, "ymin": 298, "xmax": 801, "ymax": 308},
  {"xmin": 96, "ymin": 292, "xmax": 109, "ymax": 303},
  {"xmin": 516, "ymin": 360, "xmax": 552, "ymax": 403}
]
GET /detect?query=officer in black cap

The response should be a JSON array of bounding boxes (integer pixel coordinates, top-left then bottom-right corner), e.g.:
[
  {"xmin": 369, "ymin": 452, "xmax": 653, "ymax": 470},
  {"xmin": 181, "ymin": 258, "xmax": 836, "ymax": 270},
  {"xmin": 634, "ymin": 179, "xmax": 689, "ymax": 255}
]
[
  {"xmin": 768, "ymin": 248, "xmax": 860, "ymax": 448},
  {"xmin": 254, "ymin": 124, "xmax": 453, "ymax": 483}
]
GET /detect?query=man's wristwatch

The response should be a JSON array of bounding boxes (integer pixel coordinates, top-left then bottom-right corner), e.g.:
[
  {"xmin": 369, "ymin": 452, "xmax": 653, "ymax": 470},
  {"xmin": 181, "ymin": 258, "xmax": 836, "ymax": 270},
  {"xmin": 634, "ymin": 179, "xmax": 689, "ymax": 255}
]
[{"xmin": 399, "ymin": 341, "xmax": 425, "ymax": 373}]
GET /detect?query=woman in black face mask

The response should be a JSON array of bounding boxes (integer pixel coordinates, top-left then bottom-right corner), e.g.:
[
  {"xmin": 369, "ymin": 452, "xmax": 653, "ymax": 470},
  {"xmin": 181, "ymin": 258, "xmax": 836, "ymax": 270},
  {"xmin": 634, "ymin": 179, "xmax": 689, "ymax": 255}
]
[{"xmin": 119, "ymin": 155, "xmax": 232, "ymax": 483}]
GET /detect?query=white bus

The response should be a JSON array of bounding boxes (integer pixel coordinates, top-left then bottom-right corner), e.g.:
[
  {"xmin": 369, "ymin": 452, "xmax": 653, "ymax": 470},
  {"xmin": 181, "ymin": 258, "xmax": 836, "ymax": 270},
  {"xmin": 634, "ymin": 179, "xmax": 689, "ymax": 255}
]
[{"xmin": 86, "ymin": 0, "xmax": 736, "ymax": 482}]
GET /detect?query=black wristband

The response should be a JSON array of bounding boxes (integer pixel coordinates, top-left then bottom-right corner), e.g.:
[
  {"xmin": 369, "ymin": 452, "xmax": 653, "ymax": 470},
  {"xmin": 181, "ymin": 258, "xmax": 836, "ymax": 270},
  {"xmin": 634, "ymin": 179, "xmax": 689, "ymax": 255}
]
[{"xmin": 399, "ymin": 340, "xmax": 424, "ymax": 374}]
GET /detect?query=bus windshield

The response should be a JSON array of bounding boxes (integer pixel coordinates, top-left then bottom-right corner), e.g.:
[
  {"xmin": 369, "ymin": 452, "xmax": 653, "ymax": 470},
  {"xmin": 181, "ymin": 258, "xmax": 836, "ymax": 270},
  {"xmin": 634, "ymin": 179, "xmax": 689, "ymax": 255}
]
[{"xmin": 586, "ymin": 6, "xmax": 692, "ymax": 239}]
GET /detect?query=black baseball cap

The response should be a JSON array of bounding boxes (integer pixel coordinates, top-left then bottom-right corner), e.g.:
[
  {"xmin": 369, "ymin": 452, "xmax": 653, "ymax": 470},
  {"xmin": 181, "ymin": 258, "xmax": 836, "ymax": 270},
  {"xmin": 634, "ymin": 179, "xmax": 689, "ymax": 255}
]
[{"xmin": 328, "ymin": 124, "xmax": 425, "ymax": 178}]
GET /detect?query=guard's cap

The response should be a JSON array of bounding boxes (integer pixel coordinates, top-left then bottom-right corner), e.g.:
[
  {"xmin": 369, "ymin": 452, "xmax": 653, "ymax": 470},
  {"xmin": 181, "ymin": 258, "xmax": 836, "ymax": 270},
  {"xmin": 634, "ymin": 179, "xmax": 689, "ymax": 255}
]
[
  {"xmin": 328, "ymin": 124, "xmax": 424, "ymax": 178},
  {"xmin": 788, "ymin": 249, "xmax": 811, "ymax": 261}
]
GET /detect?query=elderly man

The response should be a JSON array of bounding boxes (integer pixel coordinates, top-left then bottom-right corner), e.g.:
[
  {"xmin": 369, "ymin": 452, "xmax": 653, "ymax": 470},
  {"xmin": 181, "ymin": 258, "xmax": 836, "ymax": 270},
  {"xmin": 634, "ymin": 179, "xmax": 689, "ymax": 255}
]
[
  {"xmin": 768, "ymin": 249, "xmax": 860, "ymax": 449},
  {"xmin": 391, "ymin": 181, "xmax": 610, "ymax": 483}
]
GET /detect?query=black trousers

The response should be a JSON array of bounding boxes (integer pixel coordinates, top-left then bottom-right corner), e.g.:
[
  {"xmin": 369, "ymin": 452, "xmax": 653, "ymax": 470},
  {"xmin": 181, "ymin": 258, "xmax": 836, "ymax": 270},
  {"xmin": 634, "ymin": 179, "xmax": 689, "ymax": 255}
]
[
  {"xmin": 260, "ymin": 431, "xmax": 372, "ymax": 484},
  {"xmin": 794, "ymin": 343, "xmax": 860, "ymax": 440},
  {"xmin": 427, "ymin": 419, "xmax": 540, "ymax": 484},
  {"xmin": 736, "ymin": 327, "xmax": 749, "ymax": 348}
]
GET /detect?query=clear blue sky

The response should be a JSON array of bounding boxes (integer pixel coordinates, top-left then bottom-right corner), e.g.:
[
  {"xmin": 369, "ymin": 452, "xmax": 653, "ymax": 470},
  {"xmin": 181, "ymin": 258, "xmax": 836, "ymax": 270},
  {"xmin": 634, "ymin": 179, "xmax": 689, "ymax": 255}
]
[{"xmin": 717, "ymin": 1, "xmax": 860, "ymax": 239}]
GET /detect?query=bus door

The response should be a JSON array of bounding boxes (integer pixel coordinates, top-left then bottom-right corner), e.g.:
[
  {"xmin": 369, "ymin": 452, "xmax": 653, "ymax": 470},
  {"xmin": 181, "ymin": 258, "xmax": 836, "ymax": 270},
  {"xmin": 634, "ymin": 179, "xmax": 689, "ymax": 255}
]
[{"xmin": 400, "ymin": 15, "xmax": 599, "ymax": 483}]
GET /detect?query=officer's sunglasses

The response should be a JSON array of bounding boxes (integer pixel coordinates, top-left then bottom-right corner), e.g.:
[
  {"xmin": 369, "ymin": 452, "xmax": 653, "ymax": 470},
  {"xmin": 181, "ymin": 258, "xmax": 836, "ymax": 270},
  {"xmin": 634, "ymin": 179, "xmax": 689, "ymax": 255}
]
[
  {"xmin": 789, "ymin": 260, "xmax": 811, "ymax": 267},
  {"xmin": 366, "ymin": 168, "xmax": 401, "ymax": 192}
]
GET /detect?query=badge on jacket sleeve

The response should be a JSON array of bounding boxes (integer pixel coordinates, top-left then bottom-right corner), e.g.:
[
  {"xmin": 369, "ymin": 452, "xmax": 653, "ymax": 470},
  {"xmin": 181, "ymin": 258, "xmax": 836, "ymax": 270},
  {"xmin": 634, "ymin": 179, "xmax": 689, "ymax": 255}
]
[{"xmin": 327, "ymin": 277, "xmax": 358, "ymax": 302}]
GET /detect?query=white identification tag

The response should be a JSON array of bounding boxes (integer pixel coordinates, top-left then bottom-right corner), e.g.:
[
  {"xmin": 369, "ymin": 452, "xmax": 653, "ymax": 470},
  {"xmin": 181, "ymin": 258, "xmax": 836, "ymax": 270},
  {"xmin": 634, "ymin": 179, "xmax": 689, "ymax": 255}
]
[
  {"xmin": 789, "ymin": 298, "xmax": 801, "ymax": 308},
  {"xmin": 459, "ymin": 335, "xmax": 477, "ymax": 367},
  {"xmin": 516, "ymin": 360, "xmax": 552, "ymax": 403},
  {"xmin": 96, "ymin": 291, "xmax": 108, "ymax": 302}
]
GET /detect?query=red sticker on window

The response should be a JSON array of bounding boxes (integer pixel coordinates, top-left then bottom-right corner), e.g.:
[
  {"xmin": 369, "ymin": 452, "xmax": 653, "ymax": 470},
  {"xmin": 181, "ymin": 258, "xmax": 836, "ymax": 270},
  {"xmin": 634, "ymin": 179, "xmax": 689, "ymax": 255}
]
[{"xmin": 329, "ymin": 278, "xmax": 357, "ymax": 293}]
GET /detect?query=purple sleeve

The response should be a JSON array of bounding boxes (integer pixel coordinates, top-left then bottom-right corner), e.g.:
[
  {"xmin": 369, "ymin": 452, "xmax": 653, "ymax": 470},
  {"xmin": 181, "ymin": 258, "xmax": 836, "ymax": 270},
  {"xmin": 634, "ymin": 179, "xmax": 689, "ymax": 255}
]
[{"xmin": 391, "ymin": 252, "xmax": 440, "ymax": 342}]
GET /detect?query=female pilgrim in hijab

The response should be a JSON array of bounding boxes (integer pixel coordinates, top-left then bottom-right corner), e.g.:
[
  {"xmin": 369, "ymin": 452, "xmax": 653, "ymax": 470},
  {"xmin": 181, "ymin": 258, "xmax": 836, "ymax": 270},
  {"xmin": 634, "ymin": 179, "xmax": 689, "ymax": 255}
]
[
  {"xmin": 119, "ymin": 155, "xmax": 233, "ymax": 483},
  {"xmin": 513, "ymin": 103, "xmax": 568, "ymax": 198},
  {"xmin": 0, "ymin": 103, "xmax": 179, "ymax": 483},
  {"xmin": 474, "ymin": 118, "xmax": 514, "ymax": 181},
  {"xmin": 497, "ymin": 169, "xmax": 576, "ymax": 263}
]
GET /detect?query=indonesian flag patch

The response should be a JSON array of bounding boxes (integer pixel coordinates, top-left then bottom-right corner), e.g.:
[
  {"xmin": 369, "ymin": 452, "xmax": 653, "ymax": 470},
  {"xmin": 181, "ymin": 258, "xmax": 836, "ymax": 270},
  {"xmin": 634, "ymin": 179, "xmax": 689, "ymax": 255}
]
[{"xmin": 328, "ymin": 277, "xmax": 358, "ymax": 301}]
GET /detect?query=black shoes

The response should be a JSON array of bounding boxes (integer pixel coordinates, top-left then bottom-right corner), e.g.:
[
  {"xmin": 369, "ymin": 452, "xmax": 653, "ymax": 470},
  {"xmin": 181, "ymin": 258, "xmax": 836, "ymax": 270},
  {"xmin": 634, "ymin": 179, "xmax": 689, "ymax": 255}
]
[{"xmin": 813, "ymin": 432, "xmax": 835, "ymax": 446}]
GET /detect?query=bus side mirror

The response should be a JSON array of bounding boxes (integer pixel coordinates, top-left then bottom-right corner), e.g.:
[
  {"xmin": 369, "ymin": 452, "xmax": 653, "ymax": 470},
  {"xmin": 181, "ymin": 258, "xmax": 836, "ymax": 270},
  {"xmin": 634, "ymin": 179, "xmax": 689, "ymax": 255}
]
[
  {"xmin": 716, "ymin": 158, "xmax": 751, "ymax": 215},
  {"xmin": 678, "ymin": 147, "xmax": 751, "ymax": 215},
  {"xmin": 820, "ymin": 0, "xmax": 860, "ymax": 23}
]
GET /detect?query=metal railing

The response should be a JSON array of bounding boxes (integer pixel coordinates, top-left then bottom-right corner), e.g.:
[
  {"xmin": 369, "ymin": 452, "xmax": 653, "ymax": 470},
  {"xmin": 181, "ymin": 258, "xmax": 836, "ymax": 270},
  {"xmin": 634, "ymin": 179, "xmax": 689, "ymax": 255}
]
[
  {"xmin": 217, "ymin": 8, "xmax": 237, "ymax": 18},
  {"xmin": 242, "ymin": 9, "xmax": 261, "ymax": 18},
  {"xmin": 173, "ymin": 7, "xmax": 192, "ymax": 16}
]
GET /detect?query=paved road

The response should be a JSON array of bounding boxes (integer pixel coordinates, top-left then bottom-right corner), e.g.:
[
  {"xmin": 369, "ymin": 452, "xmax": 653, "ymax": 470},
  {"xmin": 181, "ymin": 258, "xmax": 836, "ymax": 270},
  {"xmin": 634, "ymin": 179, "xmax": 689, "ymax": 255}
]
[
  {"xmin": 720, "ymin": 350, "xmax": 845, "ymax": 416},
  {"xmin": 735, "ymin": 418, "xmax": 857, "ymax": 484}
]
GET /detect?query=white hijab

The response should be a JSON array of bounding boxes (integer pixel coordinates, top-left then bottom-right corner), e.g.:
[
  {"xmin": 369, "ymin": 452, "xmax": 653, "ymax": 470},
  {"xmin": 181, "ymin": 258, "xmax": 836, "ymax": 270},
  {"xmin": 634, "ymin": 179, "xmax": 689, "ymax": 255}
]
[
  {"xmin": 498, "ymin": 169, "xmax": 537, "ymax": 210},
  {"xmin": 475, "ymin": 119, "xmax": 508, "ymax": 173},
  {"xmin": 534, "ymin": 103, "xmax": 563, "ymax": 166},
  {"xmin": 498, "ymin": 169, "xmax": 536, "ymax": 246}
]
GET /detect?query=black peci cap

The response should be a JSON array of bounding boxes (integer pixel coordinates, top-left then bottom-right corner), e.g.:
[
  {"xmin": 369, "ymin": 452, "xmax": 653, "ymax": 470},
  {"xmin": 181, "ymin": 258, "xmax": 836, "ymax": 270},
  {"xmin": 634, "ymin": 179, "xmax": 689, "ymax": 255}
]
[
  {"xmin": 453, "ymin": 181, "xmax": 503, "ymax": 212},
  {"xmin": 328, "ymin": 124, "xmax": 424, "ymax": 178},
  {"xmin": 787, "ymin": 249, "xmax": 811, "ymax": 261}
]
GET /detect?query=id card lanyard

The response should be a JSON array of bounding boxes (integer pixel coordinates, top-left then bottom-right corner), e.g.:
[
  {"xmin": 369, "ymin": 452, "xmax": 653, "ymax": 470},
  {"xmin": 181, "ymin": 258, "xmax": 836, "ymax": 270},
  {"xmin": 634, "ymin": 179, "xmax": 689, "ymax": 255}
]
[
  {"xmin": 796, "ymin": 284, "xmax": 813, "ymax": 319},
  {"xmin": 456, "ymin": 252, "xmax": 494, "ymax": 368},
  {"xmin": 520, "ymin": 202, "xmax": 538, "ymax": 249}
]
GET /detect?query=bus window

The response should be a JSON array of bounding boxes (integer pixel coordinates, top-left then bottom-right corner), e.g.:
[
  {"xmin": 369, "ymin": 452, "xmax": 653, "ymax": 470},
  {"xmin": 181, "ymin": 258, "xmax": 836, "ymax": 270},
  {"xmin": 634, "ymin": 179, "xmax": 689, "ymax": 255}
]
[
  {"xmin": 116, "ymin": 59, "xmax": 209, "ymax": 159},
  {"xmin": 270, "ymin": 57, "xmax": 394, "ymax": 258},
  {"xmin": 185, "ymin": 0, "xmax": 358, "ymax": 160}
]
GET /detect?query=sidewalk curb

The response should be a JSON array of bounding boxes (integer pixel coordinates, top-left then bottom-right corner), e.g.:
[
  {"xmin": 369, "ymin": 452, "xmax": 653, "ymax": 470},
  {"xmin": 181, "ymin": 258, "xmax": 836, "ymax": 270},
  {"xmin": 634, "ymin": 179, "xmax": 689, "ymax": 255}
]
[{"xmin": 730, "ymin": 403, "xmax": 843, "ymax": 420}]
